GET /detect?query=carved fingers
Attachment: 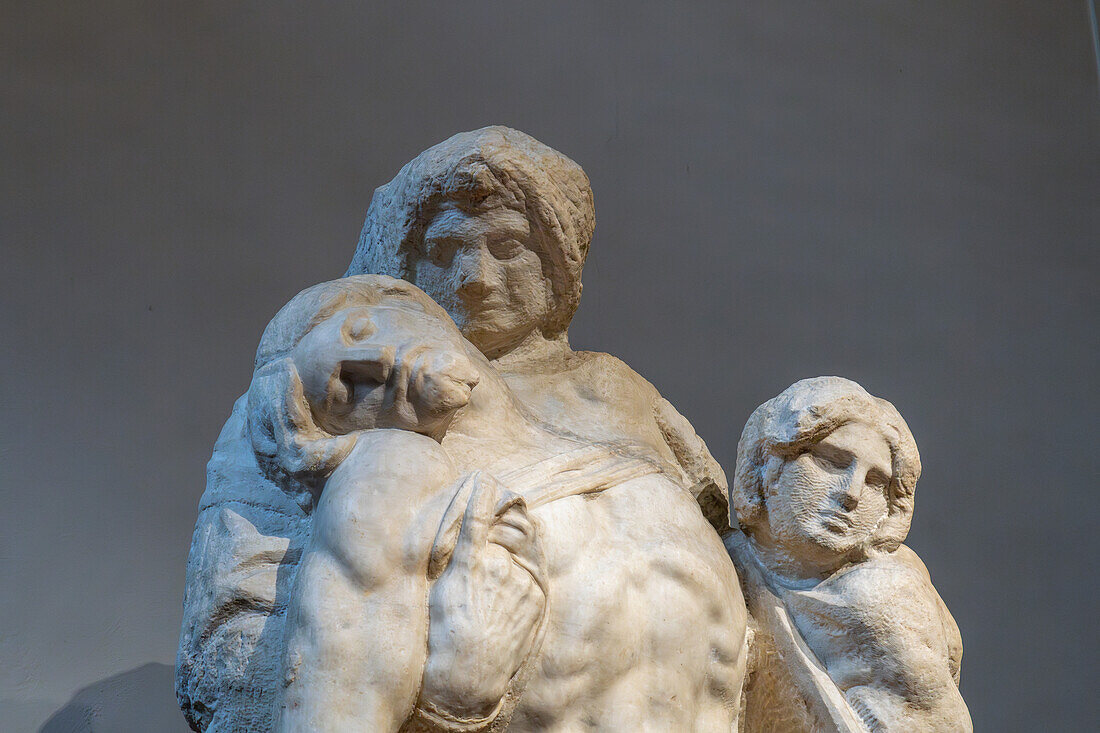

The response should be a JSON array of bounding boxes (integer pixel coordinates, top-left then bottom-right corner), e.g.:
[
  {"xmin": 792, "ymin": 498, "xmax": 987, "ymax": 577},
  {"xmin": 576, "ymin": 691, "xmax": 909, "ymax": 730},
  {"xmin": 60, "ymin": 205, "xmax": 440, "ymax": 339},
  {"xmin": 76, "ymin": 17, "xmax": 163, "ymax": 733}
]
[
  {"xmin": 418, "ymin": 472, "xmax": 547, "ymax": 726},
  {"xmin": 488, "ymin": 495, "xmax": 547, "ymax": 595}
]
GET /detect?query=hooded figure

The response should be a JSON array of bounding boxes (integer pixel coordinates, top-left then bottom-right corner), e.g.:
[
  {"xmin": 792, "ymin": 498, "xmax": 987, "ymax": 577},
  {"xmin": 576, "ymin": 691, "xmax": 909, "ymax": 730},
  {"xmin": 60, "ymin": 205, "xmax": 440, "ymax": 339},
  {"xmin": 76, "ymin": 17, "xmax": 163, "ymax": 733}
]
[
  {"xmin": 347, "ymin": 126, "xmax": 593, "ymax": 341},
  {"xmin": 177, "ymin": 129, "xmax": 736, "ymax": 731},
  {"xmin": 346, "ymin": 126, "xmax": 729, "ymax": 529}
]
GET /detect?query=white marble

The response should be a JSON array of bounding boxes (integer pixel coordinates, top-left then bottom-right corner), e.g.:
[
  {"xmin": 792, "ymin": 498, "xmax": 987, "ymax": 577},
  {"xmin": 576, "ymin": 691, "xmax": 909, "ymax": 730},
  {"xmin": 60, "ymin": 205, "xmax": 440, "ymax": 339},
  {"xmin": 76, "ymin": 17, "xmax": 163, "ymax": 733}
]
[
  {"xmin": 252, "ymin": 276, "xmax": 746, "ymax": 731},
  {"xmin": 176, "ymin": 128, "xmax": 969, "ymax": 732},
  {"xmin": 727, "ymin": 377, "xmax": 972, "ymax": 732},
  {"xmin": 177, "ymin": 128, "xmax": 742, "ymax": 732}
]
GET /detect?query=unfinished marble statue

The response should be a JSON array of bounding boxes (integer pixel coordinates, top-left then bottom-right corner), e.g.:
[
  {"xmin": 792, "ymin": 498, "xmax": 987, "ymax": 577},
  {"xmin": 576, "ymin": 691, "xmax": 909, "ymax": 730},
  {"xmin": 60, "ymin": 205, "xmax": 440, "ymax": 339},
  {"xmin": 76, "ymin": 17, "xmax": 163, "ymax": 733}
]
[
  {"xmin": 252, "ymin": 277, "xmax": 546, "ymax": 730},
  {"xmin": 251, "ymin": 275, "xmax": 745, "ymax": 730},
  {"xmin": 177, "ymin": 126, "xmax": 970, "ymax": 732},
  {"xmin": 726, "ymin": 377, "xmax": 972, "ymax": 732},
  {"xmin": 345, "ymin": 126, "xmax": 729, "ymax": 527},
  {"xmin": 177, "ymin": 127, "xmax": 737, "ymax": 732}
]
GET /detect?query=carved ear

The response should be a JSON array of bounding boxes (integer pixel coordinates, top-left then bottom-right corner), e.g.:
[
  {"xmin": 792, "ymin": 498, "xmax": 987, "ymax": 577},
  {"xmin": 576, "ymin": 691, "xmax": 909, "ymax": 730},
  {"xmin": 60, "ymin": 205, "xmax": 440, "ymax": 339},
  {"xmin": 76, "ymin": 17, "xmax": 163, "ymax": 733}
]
[
  {"xmin": 874, "ymin": 491, "xmax": 914, "ymax": 553},
  {"xmin": 730, "ymin": 409, "xmax": 769, "ymax": 529},
  {"xmin": 871, "ymin": 402, "xmax": 920, "ymax": 552},
  {"xmin": 873, "ymin": 470, "xmax": 916, "ymax": 552},
  {"xmin": 247, "ymin": 357, "xmax": 356, "ymax": 513}
]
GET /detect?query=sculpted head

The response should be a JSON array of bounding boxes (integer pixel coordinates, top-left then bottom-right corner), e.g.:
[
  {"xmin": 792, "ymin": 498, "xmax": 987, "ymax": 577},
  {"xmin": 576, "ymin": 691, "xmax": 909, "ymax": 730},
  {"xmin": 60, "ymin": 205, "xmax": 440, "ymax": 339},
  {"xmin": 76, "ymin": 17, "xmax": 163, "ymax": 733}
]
[
  {"xmin": 247, "ymin": 275, "xmax": 481, "ymax": 511},
  {"xmin": 346, "ymin": 126, "xmax": 595, "ymax": 359},
  {"xmin": 730, "ymin": 377, "xmax": 920, "ymax": 574}
]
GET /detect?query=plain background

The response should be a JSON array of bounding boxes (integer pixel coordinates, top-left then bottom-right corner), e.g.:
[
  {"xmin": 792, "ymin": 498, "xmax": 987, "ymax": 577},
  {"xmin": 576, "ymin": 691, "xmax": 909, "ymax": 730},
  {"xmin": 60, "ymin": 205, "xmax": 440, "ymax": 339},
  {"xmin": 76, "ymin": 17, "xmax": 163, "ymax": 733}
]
[{"xmin": 2, "ymin": 2, "xmax": 1097, "ymax": 730}]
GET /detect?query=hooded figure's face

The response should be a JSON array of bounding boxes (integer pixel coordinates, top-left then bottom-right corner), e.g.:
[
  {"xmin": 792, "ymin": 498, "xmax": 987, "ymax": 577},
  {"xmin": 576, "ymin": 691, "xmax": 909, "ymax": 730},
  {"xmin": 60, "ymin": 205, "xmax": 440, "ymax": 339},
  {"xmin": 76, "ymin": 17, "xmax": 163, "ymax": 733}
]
[{"xmin": 411, "ymin": 200, "xmax": 554, "ymax": 359}]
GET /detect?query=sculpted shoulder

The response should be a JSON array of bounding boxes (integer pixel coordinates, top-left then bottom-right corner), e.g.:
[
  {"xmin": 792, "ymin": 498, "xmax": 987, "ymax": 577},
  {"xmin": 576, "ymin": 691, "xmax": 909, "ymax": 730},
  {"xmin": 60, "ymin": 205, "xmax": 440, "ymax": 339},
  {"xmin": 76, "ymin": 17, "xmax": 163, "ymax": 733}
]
[
  {"xmin": 501, "ymin": 348, "xmax": 660, "ymax": 402},
  {"xmin": 321, "ymin": 430, "xmax": 460, "ymax": 543},
  {"xmin": 814, "ymin": 549, "xmax": 943, "ymax": 627},
  {"xmin": 499, "ymin": 349, "xmax": 680, "ymax": 471},
  {"xmin": 329, "ymin": 429, "xmax": 459, "ymax": 497},
  {"xmin": 567, "ymin": 350, "xmax": 663, "ymax": 401},
  {"xmin": 788, "ymin": 548, "xmax": 959, "ymax": 688}
]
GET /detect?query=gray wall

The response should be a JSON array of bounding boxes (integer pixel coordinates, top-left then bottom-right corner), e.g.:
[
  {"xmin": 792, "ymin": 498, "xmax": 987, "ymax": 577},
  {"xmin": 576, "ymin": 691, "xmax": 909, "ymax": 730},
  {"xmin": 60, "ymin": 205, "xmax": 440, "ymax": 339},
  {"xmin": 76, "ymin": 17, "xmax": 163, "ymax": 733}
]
[{"xmin": 2, "ymin": 2, "xmax": 1096, "ymax": 730}]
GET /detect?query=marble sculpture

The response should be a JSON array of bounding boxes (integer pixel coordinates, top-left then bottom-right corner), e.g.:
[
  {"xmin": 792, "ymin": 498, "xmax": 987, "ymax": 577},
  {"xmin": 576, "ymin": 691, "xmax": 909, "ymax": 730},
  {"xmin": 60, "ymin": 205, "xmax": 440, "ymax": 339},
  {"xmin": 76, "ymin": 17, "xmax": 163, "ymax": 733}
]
[{"xmin": 177, "ymin": 127, "xmax": 971, "ymax": 731}]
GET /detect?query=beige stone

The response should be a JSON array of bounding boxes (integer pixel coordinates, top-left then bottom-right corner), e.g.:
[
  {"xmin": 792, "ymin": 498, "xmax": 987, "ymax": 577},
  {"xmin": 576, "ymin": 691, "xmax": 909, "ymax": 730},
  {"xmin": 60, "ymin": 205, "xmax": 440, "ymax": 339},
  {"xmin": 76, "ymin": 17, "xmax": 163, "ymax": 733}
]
[
  {"xmin": 177, "ymin": 128, "xmax": 741, "ymax": 731},
  {"xmin": 253, "ymin": 276, "xmax": 747, "ymax": 731},
  {"xmin": 728, "ymin": 377, "xmax": 972, "ymax": 732},
  {"xmin": 176, "ymin": 128, "xmax": 970, "ymax": 732}
]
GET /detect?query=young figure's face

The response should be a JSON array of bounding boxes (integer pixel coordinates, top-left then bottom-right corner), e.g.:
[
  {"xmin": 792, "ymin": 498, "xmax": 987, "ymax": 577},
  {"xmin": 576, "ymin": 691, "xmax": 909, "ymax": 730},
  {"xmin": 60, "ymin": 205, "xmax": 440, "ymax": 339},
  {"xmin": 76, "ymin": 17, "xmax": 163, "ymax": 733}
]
[
  {"xmin": 411, "ymin": 201, "xmax": 553, "ymax": 360},
  {"xmin": 291, "ymin": 304, "xmax": 480, "ymax": 441},
  {"xmin": 764, "ymin": 421, "xmax": 893, "ymax": 564}
]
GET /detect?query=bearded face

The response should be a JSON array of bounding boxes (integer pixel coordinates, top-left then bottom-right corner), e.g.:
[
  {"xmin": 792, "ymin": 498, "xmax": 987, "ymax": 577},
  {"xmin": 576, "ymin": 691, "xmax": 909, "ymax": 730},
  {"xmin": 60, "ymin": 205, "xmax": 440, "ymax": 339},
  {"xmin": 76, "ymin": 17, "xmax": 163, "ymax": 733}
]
[{"xmin": 411, "ymin": 201, "xmax": 554, "ymax": 360}]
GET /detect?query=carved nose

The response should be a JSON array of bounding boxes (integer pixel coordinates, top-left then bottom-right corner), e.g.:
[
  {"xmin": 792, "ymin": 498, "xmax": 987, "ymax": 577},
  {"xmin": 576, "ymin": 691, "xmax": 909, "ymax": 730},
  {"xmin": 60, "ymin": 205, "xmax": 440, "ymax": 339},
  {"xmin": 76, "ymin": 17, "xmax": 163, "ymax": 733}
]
[
  {"xmin": 457, "ymin": 276, "xmax": 491, "ymax": 301},
  {"xmin": 418, "ymin": 351, "xmax": 480, "ymax": 404},
  {"xmin": 442, "ymin": 354, "xmax": 480, "ymax": 392},
  {"xmin": 840, "ymin": 481, "xmax": 861, "ymax": 511},
  {"xmin": 454, "ymin": 248, "xmax": 494, "ymax": 301}
]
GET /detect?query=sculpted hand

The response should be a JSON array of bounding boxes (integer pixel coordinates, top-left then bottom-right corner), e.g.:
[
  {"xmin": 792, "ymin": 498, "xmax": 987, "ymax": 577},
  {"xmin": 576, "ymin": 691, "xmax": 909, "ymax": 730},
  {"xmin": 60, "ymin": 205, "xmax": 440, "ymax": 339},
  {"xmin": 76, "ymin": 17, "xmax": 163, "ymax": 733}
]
[{"xmin": 419, "ymin": 472, "xmax": 547, "ymax": 724}]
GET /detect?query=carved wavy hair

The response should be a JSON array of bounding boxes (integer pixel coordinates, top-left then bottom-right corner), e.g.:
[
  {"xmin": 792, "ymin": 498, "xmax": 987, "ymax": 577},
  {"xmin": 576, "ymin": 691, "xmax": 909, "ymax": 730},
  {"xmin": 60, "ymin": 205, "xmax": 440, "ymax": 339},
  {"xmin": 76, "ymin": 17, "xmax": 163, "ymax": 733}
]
[
  {"xmin": 345, "ymin": 126, "xmax": 595, "ymax": 339},
  {"xmin": 246, "ymin": 274, "xmax": 452, "ymax": 513},
  {"xmin": 729, "ymin": 376, "xmax": 921, "ymax": 554}
]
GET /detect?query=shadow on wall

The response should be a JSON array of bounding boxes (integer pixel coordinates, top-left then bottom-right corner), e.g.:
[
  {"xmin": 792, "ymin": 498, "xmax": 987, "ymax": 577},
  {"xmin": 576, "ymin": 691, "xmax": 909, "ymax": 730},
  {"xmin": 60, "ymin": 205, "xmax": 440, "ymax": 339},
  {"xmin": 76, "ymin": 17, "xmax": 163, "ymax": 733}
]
[{"xmin": 38, "ymin": 663, "xmax": 191, "ymax": 732}]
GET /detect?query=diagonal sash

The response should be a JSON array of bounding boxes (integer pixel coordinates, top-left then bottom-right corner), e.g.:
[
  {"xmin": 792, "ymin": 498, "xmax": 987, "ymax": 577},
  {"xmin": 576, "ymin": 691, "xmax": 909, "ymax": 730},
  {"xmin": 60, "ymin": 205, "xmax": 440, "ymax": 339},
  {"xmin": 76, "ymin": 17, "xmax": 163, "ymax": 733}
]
[
  {"xmin": 726, "ymin": 530, "xmax": 868, "ymax": 733},
  {"xmin": 499, "ymin": 444, "xmax": 664, "ymax": 508},
  {"xmin": 427, "ymin": 445, "xmax": 663, "ymax": 582}
]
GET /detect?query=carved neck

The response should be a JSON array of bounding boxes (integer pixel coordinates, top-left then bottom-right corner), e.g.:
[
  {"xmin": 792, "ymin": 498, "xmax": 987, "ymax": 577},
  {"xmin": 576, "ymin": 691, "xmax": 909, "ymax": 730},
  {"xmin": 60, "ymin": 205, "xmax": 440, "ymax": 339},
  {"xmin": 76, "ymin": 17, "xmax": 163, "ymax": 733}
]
[
  {"xmin": 490, "ymin": 330, "xmax": 572, "ymax": 372},
  {"xmin": 745, "ymin": 524, "xmax": 850, "ymax": 587}
]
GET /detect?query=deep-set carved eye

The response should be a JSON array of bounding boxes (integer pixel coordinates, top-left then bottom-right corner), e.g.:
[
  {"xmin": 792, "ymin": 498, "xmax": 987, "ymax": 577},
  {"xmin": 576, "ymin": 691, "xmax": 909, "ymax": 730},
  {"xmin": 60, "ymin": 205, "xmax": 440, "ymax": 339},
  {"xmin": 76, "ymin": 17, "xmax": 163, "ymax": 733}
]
[
  {"xmin": 338, "ymin": 361, "xmax": 389, "ymax": 402},
  {"xmin": 865, "ymin": 471, "xmax": 890, "ymax": 492},
  {"xmin": 810, "ymin": 448, "xmax": 849, "ymax": 472},
  {"xmin": 488, "ymin": 238, "xmax": 524, "ymax": 260},
  {"xmin": 425, "ymin": 236, "xmax": 459, "ymax": 267}
]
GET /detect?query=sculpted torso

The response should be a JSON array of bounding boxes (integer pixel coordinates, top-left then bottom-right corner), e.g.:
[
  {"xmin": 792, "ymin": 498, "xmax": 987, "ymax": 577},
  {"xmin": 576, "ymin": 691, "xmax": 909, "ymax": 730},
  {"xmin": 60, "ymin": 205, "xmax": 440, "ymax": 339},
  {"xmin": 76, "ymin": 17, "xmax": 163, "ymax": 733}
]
[
  {"xmin": 265, "ymin": 278, "xmax": 745, "ymax": 730},
  {"xmin": 511, "ymin": 480, "xmax": 743, "ymax": 731},
  {"xmin": 303, "ymin": 445, "xmax": 745, "ymax": 731},
  {"xmin": 176, "ymin": 127, "xmax": 969, "ymax": 732}
]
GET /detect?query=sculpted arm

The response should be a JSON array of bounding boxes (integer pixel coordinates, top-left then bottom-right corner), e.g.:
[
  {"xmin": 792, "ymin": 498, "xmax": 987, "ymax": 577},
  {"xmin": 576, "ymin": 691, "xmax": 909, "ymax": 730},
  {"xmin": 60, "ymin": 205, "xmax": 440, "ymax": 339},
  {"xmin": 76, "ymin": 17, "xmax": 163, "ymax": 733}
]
[
  {"xmin": 275, "ymin": 431, "xmax": 548, "ymax": 733},
  {"xmin": 832, "ymin": 552, "xmax": 973, "ymax": 732},
  {"xmin": 942, "ymin": 593, "xmax": 964, "ymax": 685},
  {"xmin": 652, "ymin": 395, "xmax": 730, "ymax": 531},
  {"xmin": 896, "ymin": 544, "xmax": 967, "ymax": 688},
  {"xmin": 276, "ymin": 430, "xmax": 460, "ymax": 732}
]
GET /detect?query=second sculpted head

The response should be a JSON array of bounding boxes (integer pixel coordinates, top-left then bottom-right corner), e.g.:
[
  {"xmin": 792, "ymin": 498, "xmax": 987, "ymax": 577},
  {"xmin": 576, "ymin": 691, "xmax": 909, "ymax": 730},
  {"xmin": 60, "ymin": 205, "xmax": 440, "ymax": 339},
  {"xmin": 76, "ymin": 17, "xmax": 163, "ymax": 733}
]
[
  {"xmin": 730, "ymin": 377, "xmax": 921, "ymax": 579},
  {"xmin": 246, "ymin": 275, "xmax": 483, "ymax": 511}
]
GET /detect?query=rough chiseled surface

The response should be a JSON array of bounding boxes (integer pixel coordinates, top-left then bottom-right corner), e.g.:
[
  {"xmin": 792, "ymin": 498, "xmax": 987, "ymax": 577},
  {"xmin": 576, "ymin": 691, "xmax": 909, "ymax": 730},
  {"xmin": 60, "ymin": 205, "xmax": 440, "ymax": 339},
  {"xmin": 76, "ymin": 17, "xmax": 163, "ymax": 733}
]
[
  {"xmin": 176, "ymin": 397, "xmax": 305, "ymax": 732},
  {"xmin": 177, "ymin": 129, "xmax": 969, "ymax": 732},
  {"xmin": 179, "ymin": 275, "xmax": 746, "ymax": 731},
  {"xmin": 729, "ymin": 377, "xmax": 971, "ymax": 732}
]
